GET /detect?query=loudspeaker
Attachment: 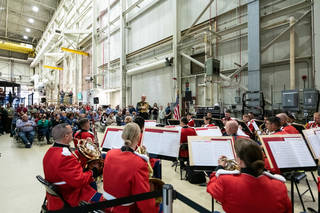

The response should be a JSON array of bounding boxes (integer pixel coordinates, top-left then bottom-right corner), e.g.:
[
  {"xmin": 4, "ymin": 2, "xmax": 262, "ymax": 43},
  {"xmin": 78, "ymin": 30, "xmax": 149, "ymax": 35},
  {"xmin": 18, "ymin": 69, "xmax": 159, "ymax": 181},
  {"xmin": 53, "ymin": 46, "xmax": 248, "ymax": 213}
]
[
  {"xmin": 93, "ymin": 97, "xmax": 99, "ymax": 104},
  {"xmin": 41, "ymin": 98, "xmax": 46, "ymax": 103},
  {"xmin": 185, "ymin": 91, "xmax": 192, "ymax": 102}
]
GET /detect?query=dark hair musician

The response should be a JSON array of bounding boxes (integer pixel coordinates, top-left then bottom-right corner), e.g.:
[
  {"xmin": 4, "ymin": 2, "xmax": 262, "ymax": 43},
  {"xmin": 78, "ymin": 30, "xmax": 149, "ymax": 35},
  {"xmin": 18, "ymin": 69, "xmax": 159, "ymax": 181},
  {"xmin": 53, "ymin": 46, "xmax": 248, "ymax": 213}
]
[{"xmin": 207, "ymin": 138, "xmax": 291, "ymax": 213}]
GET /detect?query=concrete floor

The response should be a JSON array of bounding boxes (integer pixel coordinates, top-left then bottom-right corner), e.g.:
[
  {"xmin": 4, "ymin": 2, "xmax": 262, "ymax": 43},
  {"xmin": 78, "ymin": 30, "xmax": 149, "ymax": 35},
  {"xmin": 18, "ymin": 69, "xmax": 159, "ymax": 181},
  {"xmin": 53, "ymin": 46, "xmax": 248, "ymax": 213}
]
[{"xmin": 0, "ymin": 132, "xmax": 318, "ymax": 213}]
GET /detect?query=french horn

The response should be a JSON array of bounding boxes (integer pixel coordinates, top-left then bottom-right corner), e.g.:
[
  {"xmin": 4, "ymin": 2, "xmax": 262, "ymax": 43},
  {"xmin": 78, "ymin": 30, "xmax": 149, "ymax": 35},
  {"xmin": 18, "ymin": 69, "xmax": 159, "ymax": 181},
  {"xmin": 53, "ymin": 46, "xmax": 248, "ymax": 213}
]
[{"xmin": 77, "ymin": 137, "xmax": 104, "ymax": 176}]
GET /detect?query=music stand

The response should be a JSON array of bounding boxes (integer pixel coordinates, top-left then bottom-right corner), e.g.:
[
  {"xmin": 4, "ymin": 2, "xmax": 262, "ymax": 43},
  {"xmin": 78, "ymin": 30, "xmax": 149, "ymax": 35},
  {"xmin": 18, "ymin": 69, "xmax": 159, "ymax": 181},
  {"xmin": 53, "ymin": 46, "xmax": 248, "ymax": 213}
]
[{"xmin": 259, "ymin": 134, "xmax": 317, "ymax": 213}]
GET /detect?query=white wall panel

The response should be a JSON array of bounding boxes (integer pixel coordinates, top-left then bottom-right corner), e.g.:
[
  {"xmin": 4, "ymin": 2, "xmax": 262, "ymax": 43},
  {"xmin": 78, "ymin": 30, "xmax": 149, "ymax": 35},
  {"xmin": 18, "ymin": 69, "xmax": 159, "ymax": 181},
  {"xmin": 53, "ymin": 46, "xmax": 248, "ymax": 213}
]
[{"xmin": 131, "ymin": 66, "xmax": 173, "ymax": 107}]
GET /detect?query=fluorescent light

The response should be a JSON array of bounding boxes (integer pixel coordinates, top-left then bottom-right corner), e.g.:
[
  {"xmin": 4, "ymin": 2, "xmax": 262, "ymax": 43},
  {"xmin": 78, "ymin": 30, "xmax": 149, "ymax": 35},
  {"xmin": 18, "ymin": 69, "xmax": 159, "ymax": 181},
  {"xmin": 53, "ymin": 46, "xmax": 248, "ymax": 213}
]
[
  {"xmin": 32, "ymin": 6, "xmax": 39, "ymax": 12},
  {"xmin": 28, "ymin": 18, "xmax": 34, "ymax": 24},
  {"xmin": 23, "ymin": 35, "xmax": 28, "ymax": 39},
  {"xmin": 25, "ymin": 28, "xmax": 31, "ymax": 32}
]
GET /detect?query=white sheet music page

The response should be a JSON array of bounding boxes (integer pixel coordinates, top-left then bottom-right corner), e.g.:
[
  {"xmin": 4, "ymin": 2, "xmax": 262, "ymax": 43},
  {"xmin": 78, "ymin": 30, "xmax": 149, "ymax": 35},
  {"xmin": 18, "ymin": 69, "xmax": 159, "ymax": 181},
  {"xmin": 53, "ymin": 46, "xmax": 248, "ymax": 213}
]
[
  {"xmin": 269, "ymin": 138, "xmax": 316, "ymax": 168},
  {"xmin": 315, "ymin": 130, "xmax": 320, "ymax": 141},
  {"xmin": 307, "ymin": 134, "xmax": 320, "ymax": 159},
  {"xmin": 195, "ymin": 128, "xmax": 222, "ymax": 137},
  {"xmin": 142, "ymin": 130, "xmax": 180, "ymax": 157},
  {"xmin": 284, "ymin": 137, "xmax": 316, "ymax": 167},
  {"xmin": 191, "ymin": 140, "xmax": 234, "ymax": 166},
  {"xmin": 159, "ymin": 131, "xmax": 180, "ymax": 157},
  {"xmin": 268, "ymin": 141, "xmax": 299, "ymax": 168},
  {"xmin": 102, "ymin": 130, "xmax": 123, "ymax": 149},
  {"xmin": 145, "ymin": 121, "xmax": 157, "ymax": 127}
]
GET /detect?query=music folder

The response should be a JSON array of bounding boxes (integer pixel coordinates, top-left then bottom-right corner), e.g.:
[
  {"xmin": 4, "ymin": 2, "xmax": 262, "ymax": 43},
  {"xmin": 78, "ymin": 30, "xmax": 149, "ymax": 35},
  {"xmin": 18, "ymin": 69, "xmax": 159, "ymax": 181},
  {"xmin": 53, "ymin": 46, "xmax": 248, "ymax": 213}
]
[
  {"xmin": 194, "ymin": 127, "xmax": 222, "ymax": 137},
  {"xmin": 259, "ymin": 134, "xmax": 316, "ymax": 172},
  {"xmin": 188, "ymin": 136, "xmax": 236, "ymax": 169},
  {"xmin": 142, "ymin": 127, "xmax": 181, "ymax": 160},
  {"xmin": 302, "ymin": 128, "xmax": 320, "ymax": 159},
  {"xmin": 101, "ymin": 126, "xmax": 124, "ymax": 150}
]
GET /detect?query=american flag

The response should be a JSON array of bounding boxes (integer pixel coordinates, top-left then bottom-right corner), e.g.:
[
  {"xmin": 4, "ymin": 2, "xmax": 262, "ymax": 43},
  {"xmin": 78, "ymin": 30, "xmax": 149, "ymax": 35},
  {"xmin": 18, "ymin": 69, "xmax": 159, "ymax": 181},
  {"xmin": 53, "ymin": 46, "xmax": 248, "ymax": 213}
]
[{"xmin": 174, "ymin": 95, "xmax": 180, "ymax": 120}]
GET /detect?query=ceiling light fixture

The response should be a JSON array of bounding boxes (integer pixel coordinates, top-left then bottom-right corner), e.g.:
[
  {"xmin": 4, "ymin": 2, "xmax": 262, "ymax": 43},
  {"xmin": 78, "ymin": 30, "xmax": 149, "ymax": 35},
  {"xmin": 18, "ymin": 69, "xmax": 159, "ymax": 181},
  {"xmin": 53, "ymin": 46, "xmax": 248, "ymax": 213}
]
[
  {"xmin": 23, "ymin": 35, "xmax": 28, "ymax": 40},
  {"xmin": 28, "ymin": 18, "xmax": 34, "ymax": 24},
  {"xmin": 25, "ymin": 28, "xmax": 31, "ymax": 32},
  {"xmin": 32, "ymin": 6, "xmax": 39, "ymax": 12}
]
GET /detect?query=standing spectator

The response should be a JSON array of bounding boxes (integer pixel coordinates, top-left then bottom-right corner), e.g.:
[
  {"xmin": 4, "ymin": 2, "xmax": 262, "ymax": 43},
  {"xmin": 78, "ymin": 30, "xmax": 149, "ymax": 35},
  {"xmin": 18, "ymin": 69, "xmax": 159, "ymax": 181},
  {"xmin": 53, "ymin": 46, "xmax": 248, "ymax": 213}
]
[
  {"xmin": 136, "ymin": 95, "xmax": 150, "ymax": 120},
  {"xmin": 59, "ymin": 90, "xmax": 65, "ymax": 104},
  {"xmin": 165, "ymin": 103, "xmax": 172, "ymax": 125},
  {"xmin": 0, "ymin": 88, "xmax": 5, "ymax": 106},
  {"xmin": 159, "ymin": 105, "xmax": 166, "ymax": 125},
  {"xmin": 151, "ymin": 103, "xmax": 159, "ymax": 121},
  {"xmin": 68, "ymin": 90, "xmax": 73, "ymax": 104},
  {"xmin": 16, "ymin": 114, "xmax": 36, "ymax": 148}
]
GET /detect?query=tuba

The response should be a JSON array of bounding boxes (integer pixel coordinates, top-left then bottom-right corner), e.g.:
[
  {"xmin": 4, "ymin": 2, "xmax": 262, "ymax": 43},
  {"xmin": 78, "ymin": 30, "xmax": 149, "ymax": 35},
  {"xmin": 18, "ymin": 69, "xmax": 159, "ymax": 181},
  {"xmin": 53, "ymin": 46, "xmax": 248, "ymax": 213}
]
[
  {"xmin": 77, "ymin": 137, "xmax": 104, "ymax": 177},
  {"xmin": 136, "ymin": 145, "xmax": 164, "ymax": 204},
  {"xmin": 220, "ymin": 156, "xmax": 240, "ymax": 171}
]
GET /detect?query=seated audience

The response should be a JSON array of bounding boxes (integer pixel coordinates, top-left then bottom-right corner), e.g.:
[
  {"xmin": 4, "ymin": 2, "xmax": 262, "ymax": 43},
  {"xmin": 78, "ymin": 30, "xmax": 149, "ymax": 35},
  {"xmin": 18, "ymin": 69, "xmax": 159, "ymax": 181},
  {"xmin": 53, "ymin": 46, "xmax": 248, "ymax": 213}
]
[
  {"xmin": 37, "ymin": 114, "xmax": 51, "ymax": 144},
  {"xmin": 16, "ymin": 114, "xmax": 36, "ymax": 148}
]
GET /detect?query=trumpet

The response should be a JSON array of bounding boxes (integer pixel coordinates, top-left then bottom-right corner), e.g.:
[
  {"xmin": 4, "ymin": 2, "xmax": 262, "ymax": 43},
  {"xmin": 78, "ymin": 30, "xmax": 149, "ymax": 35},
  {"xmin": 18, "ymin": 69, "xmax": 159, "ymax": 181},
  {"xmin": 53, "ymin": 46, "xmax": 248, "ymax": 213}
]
[
  {"xmin": 220, "ymin": 156, "xmax": 240, "ymax": 171},
  {"xmin": 136, "ymin": 145, "xmax": 164, "ymax": 204}
]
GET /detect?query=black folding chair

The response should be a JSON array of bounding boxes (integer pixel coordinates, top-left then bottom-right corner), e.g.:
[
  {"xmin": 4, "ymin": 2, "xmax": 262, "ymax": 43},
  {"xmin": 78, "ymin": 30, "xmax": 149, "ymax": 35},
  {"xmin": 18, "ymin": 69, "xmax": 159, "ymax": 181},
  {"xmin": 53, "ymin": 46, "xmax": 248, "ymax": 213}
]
[{"xmin": 36, "ymin": 175, "xmax": 70, "ymax": 213}]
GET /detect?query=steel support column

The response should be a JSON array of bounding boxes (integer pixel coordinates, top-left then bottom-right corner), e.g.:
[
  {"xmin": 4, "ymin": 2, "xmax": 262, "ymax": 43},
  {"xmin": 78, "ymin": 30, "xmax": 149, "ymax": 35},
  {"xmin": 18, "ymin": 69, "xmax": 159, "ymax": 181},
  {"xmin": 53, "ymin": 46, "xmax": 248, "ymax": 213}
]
[
  {"xmin": 314, "ymin": 0, "xmax": 320, "ymax": 96},
  {"xmin": 92, "ymin": 0, "xmax": 98, "ymax": 92},
  {"xmin": 173, "ymin": 0, "xmax": 181, "ymax": 113},
  {"xmin": 120, "ymin": 0, "xmax": 127, "ymax": 108},
  {"xmin": 247, "ymin": 0, "xmax": 260, "ymax": 113}
]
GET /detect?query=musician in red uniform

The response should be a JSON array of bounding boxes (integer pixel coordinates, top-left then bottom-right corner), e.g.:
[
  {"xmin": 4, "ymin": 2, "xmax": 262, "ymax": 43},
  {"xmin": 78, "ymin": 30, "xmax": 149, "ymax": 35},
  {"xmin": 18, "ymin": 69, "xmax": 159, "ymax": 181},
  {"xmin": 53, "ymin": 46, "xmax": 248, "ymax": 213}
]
[
  {"xmin": 179, "ymin": 117, "xmax": 197, "ymax": 159},
  {"xmin": 103, "ymin": 123, "xmax": 157, "ymax": 213},
  {"xmin": 73, "ymin": 118, "xmax": 95, "ymax": 148},
  {"xmin": 186, "ymin": 113, "xmax": 194, "ymax": 127},
  {"xmin": 305, "ymin": 112, "xmax": 320, "ymax": 129},
  {"xmin": 42, "ymin": 124, "xmax": 103, "ymax": 211},
  {"xmin": 276, "ymin": 113, "xmax": 299, "ymax": 134},
  {"xmin": 203, "ymin": 116, "xmax": 215, "ymax": 127},
  {"xmin": 263, "ymin": 116, "xmax": 283, "ymax": 174},
  {"xmin": 222, "ymin": 109, "xmax": 232, "ymax": 125},
  {"xmin": 207, "ymin": 138, "xmax": 291, "ymax": 213}
]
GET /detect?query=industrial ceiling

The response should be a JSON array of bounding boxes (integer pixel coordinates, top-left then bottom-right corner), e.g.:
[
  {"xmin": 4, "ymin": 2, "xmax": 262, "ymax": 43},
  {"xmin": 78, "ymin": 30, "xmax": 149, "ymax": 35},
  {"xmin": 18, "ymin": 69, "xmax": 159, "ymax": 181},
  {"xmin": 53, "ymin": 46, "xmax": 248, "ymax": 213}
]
[{"xmin": 0, "ymin": 0, "xmax": 60, "ymax": 59}]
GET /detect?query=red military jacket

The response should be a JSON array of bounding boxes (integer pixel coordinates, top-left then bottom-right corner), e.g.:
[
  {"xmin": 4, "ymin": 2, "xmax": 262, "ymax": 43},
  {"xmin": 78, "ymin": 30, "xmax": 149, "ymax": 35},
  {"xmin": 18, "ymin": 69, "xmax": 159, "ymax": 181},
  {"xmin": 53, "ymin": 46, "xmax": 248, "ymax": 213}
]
[
  {"xmin": 306, "ymin": 121, "xmax": 320, "ymax": 129},
  {"xmin": 43, "ymin": 143, "xmax": 97, "ymax": 210},
  {"xmin": 179, "ymin": 126, "xmax": 197, "ymax": 158},
  {"xmin": 73, "ymin": 129, "xmax": 95, "ymax": 148},
  {"xmin": 282, "ymin": 124, "xmax": 299, "ymax": 134},
  {"xmin": 103, "ymin": 147, "xmax": 157, "ymax": 213},
  {"xmin": 207, "ymin": 169, "xmax": 291, "ymax": 213},
  {"xmin": 188, "ymin": 119, "xmax": 195, "ymax": 127}
]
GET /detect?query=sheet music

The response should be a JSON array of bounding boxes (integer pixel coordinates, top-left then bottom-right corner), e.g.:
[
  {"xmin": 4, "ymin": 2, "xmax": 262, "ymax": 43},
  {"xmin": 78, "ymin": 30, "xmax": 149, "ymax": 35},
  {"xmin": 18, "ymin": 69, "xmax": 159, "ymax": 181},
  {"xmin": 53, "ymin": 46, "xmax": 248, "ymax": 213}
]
[
  {"xmin": 191, "ymin": 140, "xmax": 235, "ymax": 166},
  {"xmin": 102, "ymin": 130, "xmax": 123, "ymax": 149},
  {"xmin": 268, "ymin": 138, "xmax": 316, "ymax": 169},
  {"xmin": 145, "ymin": 121, "xmax": 157, "ymax": 127},
  {"xmin": 307, "ymin": 134, "xmax": 320, "ymax": 158},
  {"xmin": 284, "ymin": 137, "xmax": 315, "ymax": 167},
  {"xmin": 142, "ymin": 130, "xmax": 180, "ymax": 158},
  {"xmin": 195, "ymin": 128, "xmax": 222, "ymax": 137}
]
